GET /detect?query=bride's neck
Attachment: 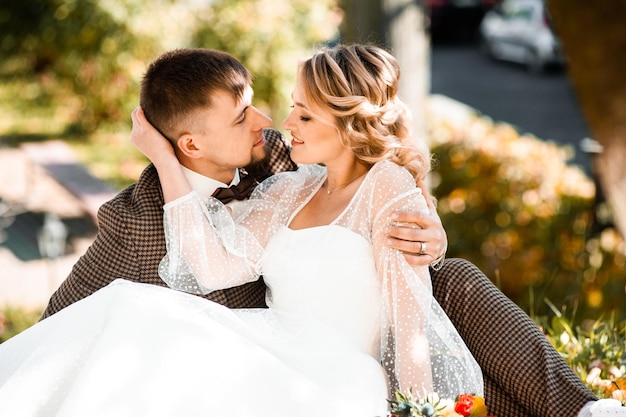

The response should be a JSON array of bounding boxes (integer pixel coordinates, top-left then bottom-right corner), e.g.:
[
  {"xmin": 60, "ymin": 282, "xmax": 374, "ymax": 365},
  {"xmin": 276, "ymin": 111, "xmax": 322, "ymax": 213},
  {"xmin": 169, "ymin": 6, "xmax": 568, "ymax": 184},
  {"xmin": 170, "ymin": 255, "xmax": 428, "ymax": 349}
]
[{"xmin": 324, "ymin": 161, "xmax": 370, "ymax": 193}]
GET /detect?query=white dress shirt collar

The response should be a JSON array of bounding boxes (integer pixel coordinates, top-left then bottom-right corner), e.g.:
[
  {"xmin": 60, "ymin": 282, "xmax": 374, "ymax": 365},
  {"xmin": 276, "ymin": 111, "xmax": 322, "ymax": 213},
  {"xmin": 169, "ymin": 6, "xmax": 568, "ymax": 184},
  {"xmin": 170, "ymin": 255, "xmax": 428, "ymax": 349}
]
[{"xmin": 180, "ymin": 165, "xmax": 241, "ymax": 200}]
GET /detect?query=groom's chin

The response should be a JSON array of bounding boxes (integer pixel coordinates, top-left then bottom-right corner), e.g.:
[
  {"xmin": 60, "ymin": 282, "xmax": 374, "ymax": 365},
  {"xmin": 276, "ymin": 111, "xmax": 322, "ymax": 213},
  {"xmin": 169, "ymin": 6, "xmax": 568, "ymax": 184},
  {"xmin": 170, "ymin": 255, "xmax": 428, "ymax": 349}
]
[
  {"xmin": 243, "ymin": 151, "xmax": 270, "ymax": 176},
  {"xmin": 250, "ymin": 146, "xmax": 268, "ymax": 166}
]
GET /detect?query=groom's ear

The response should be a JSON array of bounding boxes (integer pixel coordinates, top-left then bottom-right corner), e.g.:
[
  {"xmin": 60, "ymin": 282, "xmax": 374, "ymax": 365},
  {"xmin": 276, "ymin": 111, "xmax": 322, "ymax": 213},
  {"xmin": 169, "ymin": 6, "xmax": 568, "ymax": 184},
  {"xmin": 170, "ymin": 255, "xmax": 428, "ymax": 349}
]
[{"xmin": 176, "ymin": 134, "xmax": 202, "ymax": 159}]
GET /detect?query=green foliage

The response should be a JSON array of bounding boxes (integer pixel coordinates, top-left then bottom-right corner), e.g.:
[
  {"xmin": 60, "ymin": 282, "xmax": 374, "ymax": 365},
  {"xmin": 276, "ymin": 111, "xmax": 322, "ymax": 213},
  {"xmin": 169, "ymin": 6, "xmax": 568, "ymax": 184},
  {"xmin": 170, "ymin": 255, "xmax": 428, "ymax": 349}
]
[
  {"xmin": 388, "ymin": 389, "xmax": 451, "ymax": 417},
  {"xmin": 539, "ymin": 304, "xmax": 626, "ymax": 402},
  {"xmin": 191, "ymin": 0, "xmax": 340, "ymax": 126},
  {"xmin": 0, "ymin": 0, "xmax": 341, "ymax": 131},
  {"xmin": 0, "ymin": 0, "xmax": 144, "ymax": 133},
  {"xmin": 427, "ymin": 99, "xmax": 626, "ymax": 321},
  {"xmin": 0, "ymin": 306, "xmax": 42, "ymax": 344}
]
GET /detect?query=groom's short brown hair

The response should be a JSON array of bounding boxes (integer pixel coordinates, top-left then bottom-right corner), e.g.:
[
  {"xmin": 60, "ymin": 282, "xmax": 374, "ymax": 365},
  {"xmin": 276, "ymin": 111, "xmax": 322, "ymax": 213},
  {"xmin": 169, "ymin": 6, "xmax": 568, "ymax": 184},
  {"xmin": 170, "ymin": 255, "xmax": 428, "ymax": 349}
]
[{"xmin": 140, "ymin": 48, "xmax": 252, "ymax": 142}]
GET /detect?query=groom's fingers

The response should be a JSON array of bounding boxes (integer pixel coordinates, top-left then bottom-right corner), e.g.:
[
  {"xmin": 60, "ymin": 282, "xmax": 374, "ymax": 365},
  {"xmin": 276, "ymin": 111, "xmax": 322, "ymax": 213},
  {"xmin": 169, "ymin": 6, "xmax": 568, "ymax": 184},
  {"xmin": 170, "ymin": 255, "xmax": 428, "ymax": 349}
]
[
  {"xmin": 399, "ymin": 252, "xmax": 433, "ymax": 266},
  {"xmin": 385, "ymin": 227, "xmax": 436, "ymax": 266},
  {"xmin": 385, "ymin": 209, "xmax": 447, "ymax": 266},
  {"xmin": 416, "ymin": 179, "xmax": 437, "ymax": 214}
]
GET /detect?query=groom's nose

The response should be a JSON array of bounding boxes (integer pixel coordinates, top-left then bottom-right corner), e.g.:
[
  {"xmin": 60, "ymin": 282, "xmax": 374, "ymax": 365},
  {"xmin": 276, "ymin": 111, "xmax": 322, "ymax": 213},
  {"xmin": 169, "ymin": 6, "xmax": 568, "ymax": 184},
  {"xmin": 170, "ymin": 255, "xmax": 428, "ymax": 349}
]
[{"xmin": 250, "ymin": 106, "xmax": 272, "ymax": 130}]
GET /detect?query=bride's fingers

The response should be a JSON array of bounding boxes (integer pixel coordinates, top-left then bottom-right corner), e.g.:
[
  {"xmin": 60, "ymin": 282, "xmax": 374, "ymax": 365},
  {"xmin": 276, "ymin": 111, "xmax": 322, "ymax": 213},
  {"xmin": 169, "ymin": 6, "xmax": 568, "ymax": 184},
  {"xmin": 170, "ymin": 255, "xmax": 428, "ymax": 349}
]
[
  {"xmin": 130, "ymin": 108, "xmax": 148, "ymax": 153},
  {"xmin": 131, "ymin": 107, "xmax": 143, "ymax": 129}
]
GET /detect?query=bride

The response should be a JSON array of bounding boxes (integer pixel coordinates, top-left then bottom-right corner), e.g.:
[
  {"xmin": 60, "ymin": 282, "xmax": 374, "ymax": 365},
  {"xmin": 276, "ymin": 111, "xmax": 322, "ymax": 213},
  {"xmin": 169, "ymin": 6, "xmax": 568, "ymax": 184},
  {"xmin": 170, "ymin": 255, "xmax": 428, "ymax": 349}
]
[{"xmin": 0, "ymin": 44, "xmax": 483, "ymax": 417}]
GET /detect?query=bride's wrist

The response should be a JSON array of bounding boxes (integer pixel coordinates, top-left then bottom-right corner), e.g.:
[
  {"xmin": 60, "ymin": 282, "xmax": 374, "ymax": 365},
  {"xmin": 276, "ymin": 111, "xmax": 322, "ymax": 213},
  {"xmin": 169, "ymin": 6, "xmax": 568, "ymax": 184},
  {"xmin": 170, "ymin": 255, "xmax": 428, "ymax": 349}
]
[{"xmin": 152, "ymin": 153, "xmax": 179, "ymax": 170}]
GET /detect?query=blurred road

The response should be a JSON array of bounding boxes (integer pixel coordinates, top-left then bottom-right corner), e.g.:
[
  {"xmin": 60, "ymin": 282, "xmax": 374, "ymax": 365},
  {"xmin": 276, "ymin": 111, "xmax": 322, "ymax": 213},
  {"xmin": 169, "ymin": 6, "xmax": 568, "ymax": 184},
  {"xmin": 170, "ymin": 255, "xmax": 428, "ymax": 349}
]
[
  {"xmin": 430, "ymin": 40, "xmax": 592, "ymax": 174},
  {"xmin": 0, "ymin": 143, "xmax": 109, "ymax": 309}
]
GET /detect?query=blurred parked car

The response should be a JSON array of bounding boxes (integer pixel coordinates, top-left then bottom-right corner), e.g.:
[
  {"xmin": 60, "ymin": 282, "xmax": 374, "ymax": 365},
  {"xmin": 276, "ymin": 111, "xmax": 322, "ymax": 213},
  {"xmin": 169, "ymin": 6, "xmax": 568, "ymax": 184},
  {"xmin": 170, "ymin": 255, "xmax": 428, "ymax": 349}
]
[
  {"xmin": 428, "ymin": 0, "xmax": 498, "ymax": 41},
  {"xmin": 479, "ymin": 0, "xmax": 565, "ymax": 73}
]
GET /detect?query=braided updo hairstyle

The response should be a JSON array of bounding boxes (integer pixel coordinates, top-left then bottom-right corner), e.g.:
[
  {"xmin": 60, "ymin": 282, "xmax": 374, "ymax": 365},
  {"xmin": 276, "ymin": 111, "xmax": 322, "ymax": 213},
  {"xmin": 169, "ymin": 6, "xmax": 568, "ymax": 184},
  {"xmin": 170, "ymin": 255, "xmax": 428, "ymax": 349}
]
[{"xmin": 299, "ymin": 44, "xmax": 430, "ymax": 182}]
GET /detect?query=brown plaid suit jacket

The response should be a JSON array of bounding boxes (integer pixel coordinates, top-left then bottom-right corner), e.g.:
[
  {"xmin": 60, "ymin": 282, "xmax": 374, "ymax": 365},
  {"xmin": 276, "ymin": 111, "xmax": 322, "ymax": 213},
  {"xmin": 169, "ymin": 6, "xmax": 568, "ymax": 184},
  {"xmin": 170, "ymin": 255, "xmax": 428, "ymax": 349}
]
[
  {"xmin": 41, "ymin": 129, "xmax": 297, "ymax": 318},
  {"xmin": 40, "ymin": 129, "xmax": 596, "ymax": 417}
]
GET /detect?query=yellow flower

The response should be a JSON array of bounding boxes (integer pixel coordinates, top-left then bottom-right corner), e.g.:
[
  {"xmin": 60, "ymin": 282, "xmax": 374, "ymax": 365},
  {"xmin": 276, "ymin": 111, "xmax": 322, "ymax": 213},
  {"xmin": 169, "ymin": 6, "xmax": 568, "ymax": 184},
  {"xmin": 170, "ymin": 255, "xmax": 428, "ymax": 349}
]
[{"xmin": 470, "ymin": 396, "xmax": 488, "ymax": 417}]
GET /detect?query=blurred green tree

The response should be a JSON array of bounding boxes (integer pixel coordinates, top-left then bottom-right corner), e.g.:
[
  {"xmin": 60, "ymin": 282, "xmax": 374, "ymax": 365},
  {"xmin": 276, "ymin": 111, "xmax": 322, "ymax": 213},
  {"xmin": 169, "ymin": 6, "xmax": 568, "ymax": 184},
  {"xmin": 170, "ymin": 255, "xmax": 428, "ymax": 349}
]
[
  {"xmin": 0, "ymin": 0, "xmax": 142, "ymax": 132},
  {"xmin": 190, "ymin": 0, "xmax": 339, "ymax": 126},
  {"xmin": 0, "ymin": 0, "xmax": 341, "ymax": 134}
]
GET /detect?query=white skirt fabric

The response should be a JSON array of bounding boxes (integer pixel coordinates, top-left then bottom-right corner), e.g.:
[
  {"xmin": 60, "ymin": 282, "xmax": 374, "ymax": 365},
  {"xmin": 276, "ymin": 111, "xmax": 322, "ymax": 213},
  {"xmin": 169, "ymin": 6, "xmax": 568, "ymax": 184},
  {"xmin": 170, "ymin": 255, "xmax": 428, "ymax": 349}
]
[{"xmin": 0, "ymin": 279, "xmax": 388, "ymax": 417}]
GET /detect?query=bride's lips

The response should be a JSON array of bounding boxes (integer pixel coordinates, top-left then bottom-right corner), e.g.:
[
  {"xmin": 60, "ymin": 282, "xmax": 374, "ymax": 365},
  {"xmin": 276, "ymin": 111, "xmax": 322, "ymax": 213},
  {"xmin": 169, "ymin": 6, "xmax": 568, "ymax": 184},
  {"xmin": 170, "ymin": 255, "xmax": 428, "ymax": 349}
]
[{"xmin": 291, "ymin": 135, "xmax": 304, "ymax": 146}]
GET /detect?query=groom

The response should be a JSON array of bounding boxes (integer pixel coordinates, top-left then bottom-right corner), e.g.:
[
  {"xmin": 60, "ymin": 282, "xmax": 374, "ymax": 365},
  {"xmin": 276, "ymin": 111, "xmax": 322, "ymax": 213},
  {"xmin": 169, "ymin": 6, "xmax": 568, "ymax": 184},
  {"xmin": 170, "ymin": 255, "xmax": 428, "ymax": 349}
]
[{"xmin": 41, "ymin": 48, "xmax": 596, "ymax": 417}]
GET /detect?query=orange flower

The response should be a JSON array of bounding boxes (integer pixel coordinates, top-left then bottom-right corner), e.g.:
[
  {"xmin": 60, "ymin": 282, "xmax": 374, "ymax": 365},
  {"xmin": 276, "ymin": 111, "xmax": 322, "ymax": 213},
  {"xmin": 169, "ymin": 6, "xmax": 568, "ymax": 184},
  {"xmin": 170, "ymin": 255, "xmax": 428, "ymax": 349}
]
[{"xmin": 454, "ymin": 394, "xmax": 474, "ymax": 416}]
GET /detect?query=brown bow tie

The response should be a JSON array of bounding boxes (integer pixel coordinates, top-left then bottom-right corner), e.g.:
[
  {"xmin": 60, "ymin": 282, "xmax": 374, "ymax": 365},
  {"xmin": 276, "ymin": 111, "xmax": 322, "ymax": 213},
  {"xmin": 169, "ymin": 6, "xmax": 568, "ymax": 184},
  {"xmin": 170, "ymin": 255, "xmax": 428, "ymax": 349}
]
[{"xmin": 211, "ymin": 175, "xmax": 258, "ymax": 204}]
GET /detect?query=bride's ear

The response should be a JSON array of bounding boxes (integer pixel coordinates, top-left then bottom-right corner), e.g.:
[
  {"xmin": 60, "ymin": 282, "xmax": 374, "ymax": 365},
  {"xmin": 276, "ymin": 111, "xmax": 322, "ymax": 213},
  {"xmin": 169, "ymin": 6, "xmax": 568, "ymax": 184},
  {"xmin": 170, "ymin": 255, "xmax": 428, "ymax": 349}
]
[{"xmin": 176, "ymin": 134, "xmax": 202, "ymax": 159}]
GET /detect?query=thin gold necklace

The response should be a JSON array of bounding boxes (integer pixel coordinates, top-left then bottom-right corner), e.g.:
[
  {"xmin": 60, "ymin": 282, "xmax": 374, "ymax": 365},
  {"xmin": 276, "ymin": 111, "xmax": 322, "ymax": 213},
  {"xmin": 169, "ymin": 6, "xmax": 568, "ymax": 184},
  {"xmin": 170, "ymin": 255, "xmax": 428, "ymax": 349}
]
[{"xmin": 324, "ymin": 172, "xmax": 366, "ymax": 195}]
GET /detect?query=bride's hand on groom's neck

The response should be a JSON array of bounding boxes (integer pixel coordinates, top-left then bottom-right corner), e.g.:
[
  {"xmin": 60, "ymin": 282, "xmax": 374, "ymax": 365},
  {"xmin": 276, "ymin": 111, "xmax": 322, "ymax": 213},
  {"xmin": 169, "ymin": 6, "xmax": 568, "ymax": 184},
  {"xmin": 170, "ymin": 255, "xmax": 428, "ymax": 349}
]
[
  {"xmin": 130, "ymin": 107, "xmax": 190, "ymax": 202},
  {"xmin": 130, "ymin": 107, "xmax": 178, "ymax": 166}
]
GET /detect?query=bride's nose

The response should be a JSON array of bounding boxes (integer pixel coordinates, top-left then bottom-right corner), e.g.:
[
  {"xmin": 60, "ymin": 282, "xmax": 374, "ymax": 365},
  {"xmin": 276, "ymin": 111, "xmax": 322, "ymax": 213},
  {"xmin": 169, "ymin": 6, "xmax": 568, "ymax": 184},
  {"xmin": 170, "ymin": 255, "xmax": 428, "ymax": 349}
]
[{"xmin": 282, "ymin": 110, "xmax": 296, "ymax": 131}]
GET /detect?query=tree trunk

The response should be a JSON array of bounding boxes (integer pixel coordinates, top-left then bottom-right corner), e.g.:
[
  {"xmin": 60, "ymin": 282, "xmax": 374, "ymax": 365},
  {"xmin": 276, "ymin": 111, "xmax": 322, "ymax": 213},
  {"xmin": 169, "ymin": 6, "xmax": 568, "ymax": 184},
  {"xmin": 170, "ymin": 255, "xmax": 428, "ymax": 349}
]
[
  {"xmin": 547, "ymin": 0, "xmax": 626, "ymax": 239},
  {"xmin": 339, "ymin": 0, "xmax": 430, "ymax": 143}
]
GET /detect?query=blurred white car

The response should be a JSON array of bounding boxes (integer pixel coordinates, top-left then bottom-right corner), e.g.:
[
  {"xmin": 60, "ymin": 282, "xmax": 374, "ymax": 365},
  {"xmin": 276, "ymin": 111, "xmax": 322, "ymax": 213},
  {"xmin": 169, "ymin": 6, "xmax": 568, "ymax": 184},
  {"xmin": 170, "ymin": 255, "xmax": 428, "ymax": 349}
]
[{"xmin": 479, "ymin": 0, "xmax": 565, "ymax": 73}]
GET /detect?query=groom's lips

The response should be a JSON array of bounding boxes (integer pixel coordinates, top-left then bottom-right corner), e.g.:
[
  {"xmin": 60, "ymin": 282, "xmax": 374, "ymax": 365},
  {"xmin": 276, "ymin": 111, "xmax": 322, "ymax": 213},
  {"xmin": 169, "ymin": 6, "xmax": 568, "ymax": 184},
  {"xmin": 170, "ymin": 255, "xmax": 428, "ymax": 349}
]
[{"xmin": 253, "ymin": 135, "xmax": 265, "ymax": 147}]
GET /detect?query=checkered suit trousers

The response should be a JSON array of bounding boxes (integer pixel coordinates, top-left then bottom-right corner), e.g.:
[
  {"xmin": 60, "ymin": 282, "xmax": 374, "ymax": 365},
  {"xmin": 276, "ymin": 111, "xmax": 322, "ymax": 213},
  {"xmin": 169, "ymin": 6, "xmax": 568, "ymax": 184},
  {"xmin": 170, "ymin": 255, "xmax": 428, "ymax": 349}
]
[{"xmin": 431, "ymin": 258, "xmax": 596, "ymax": 417}]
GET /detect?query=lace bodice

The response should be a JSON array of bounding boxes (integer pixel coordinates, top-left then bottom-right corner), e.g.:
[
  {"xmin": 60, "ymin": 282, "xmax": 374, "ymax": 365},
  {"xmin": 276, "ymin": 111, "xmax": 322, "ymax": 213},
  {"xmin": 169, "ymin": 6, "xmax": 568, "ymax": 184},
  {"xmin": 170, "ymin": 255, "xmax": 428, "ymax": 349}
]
[{"xmin": 160, "ymin": 160, "xmax": 483, "ymax": 398}]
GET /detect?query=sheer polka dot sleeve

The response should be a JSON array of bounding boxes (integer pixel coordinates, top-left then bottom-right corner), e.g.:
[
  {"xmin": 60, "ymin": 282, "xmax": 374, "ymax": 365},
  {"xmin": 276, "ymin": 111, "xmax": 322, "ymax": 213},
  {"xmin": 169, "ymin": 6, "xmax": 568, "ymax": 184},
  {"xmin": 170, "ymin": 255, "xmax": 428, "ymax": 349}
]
[{"xmin": 367, "ymin": 162, "xmax": 484, "ymax": 399}]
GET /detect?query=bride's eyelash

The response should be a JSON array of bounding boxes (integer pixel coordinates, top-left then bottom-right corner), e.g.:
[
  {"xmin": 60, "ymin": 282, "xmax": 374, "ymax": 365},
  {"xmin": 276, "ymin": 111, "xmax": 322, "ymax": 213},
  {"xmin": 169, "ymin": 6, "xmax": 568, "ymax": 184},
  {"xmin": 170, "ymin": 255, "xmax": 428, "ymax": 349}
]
[{"xmin": 290, "ymin": 105, "xmax": 311, "ymax": 122}]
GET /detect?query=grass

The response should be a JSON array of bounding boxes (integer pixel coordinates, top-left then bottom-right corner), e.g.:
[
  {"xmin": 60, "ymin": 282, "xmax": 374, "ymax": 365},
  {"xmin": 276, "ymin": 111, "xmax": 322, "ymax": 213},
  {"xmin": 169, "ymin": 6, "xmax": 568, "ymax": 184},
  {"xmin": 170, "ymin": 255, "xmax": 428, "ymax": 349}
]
[
  {"xmin": 0, "ymin": 306, "xmax": 43, "ymax": 343},
  {"xmin": 538, "ymin": 300, "xmax": 626, "ymax": 403}
]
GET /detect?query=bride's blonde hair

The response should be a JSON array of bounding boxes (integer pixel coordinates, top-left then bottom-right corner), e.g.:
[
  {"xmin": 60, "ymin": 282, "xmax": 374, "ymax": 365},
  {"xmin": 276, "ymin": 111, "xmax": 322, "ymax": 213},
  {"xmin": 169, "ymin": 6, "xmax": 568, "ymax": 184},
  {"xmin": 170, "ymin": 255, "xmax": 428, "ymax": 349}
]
[{"xmin": 299, "ymin": 44, "xmax": 430, "ymax": 181}]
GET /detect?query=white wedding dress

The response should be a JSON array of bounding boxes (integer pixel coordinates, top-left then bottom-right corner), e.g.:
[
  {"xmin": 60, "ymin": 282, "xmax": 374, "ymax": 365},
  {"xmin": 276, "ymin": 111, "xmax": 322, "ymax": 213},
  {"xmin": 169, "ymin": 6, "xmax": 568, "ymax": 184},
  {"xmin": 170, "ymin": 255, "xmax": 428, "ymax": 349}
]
[{"xmin": 0, "ymin": 161, "xmax": 483, "ymax": 417}]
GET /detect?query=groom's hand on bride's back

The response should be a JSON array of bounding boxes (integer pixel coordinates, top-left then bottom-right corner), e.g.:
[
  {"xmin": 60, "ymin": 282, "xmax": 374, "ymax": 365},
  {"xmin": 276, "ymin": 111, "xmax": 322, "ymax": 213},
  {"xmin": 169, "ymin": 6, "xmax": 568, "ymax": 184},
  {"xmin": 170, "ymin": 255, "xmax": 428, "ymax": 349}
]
[{"xmin": 384, "ymin": 179, "xmax": 447, "ymax": 266}]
